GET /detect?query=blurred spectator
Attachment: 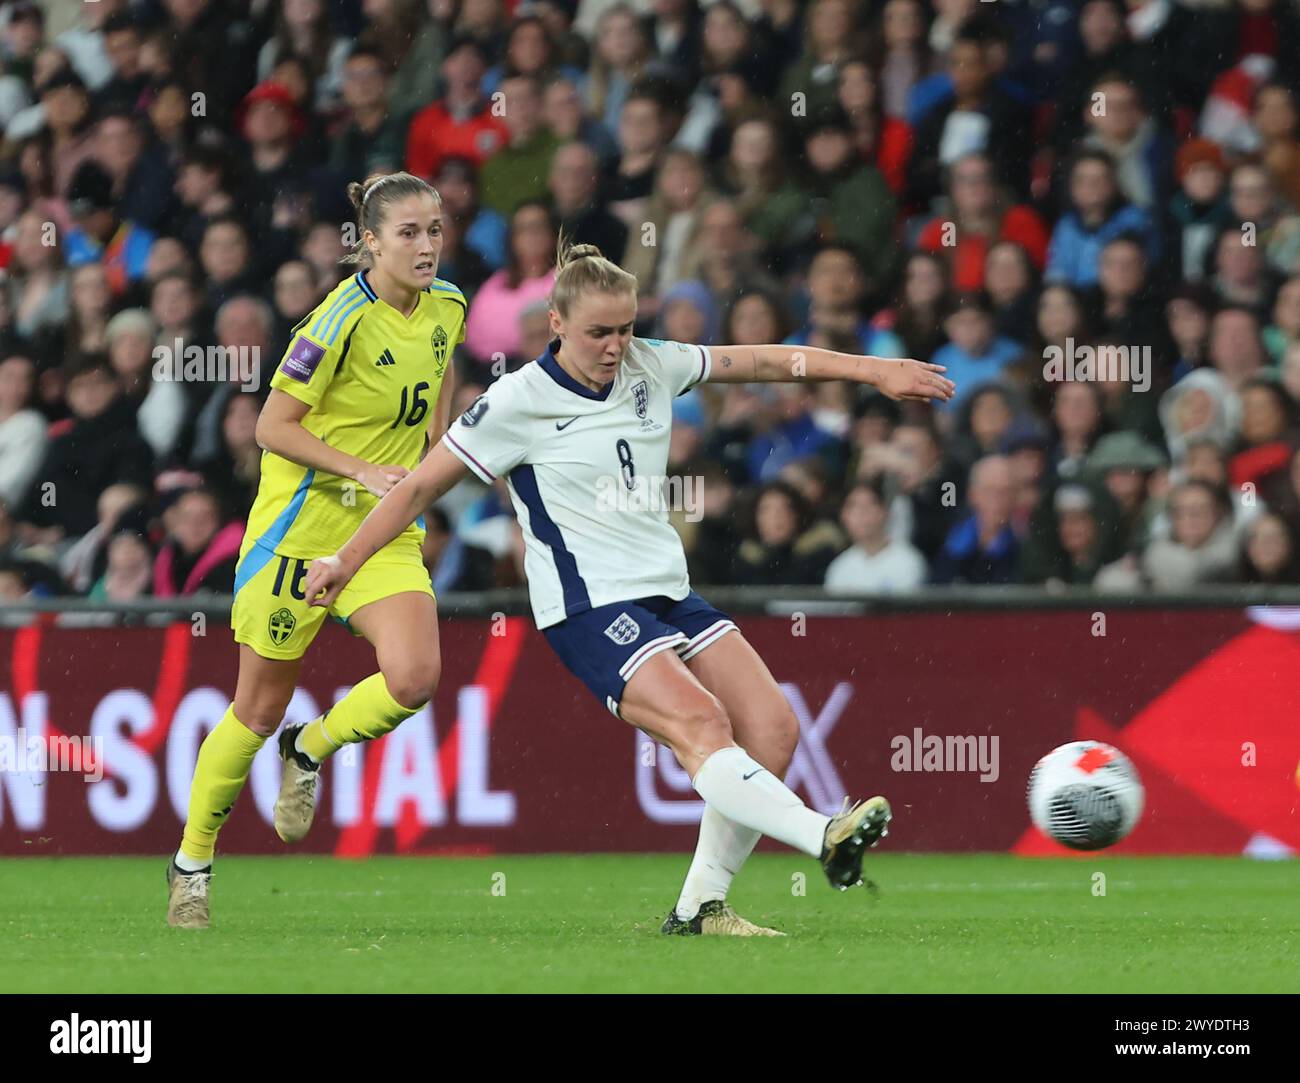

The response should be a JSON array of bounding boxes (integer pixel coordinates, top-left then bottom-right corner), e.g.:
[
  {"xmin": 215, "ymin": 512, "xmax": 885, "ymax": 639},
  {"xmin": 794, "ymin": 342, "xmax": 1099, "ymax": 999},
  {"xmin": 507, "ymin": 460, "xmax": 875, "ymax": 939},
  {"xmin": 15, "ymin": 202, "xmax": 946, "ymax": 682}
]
[
  {"xmin": 824, "ymin": 477, "xmax": 926, "ymax": 594},
  {"xmin": 64, "ymin": 159, "xmax": 155, "ymax": 297},
  {"xmin": 1239, "ymin": 509, "xmax": 1299, "ymax": 584},
  {"xmin": 330, "ymin": 46, "xmax": 404, "ymax": 182},
  {"xmin": 257, "ymin": 0, "xmax": 352, "ymax": 113},
  {"xmin": 915, "ymin": 152, "xmax": 1048, "ymax": 294},
  {"xmin": 622, "ymin": 148, "xmax": 712, "ymax": 301},
  {"xmin": 543, "ymin": 73, "xmax": 618, "ymax": 166},
  {"xmin": 195, "ymin": 392, "xmax": 262, "ymax": 522},
  {"xmin": 1207, "ymin": 306, "xmax": 1267, "ymax": 391},
  {"xmin": 37, "ymin": 69, "xmax": 97, "ymax": 197},
  {"xmin": 837, "ymin": 57, "xmax": 913, "ymax": 197},
  {"xmin": 1045, "ymin": 149, "xmax": 1158, "ymax": 288},
  {"xmin": 983, "ymin": 241, "xmax": 1037, "ymax": 346},
  {"xmin": 405, "ymin": 34, "xmax": 509, "ymax": 180},
  {"xmin": 106, "ymin": 308, "xmax": 186, "ymax": 462},
  {"xmin": 422, "ymin": 504, "xmax": 496, "ymax": 592},
  {"xmin": 356, "ymin": 0, "xmax": 444, "ymax": 125},
  {"xmin": 785, "ymin": 245, "xmax": 905, "ymax": 359},
  {"xmin": 886, "ymin": 251, "xmax": 950, "ymax": 361},
  {"xmin": 7, "ymin": 206, "xmax": 69, "ymax": 345},
  {"xmin": 187, "ymin": 295, "xmax": 273, "ymax": 464},
  {"xmin": 0, "ymin": 353, "xmax": 44, "ymax": 509},
  {"xmin": 548, "ymin": 140, "xmax": 627, "ymax": 263},
  {"xmin": 948, "ymin": 382, "xmax": 1022, "ymax": 481},
  {"xmin": 876, "ymin": 0, "xmax": 935, "ymax": 122},
  {"xmin": 1263, "ymin": 274, "xmax": 1300, "ymax": 364},
  {"xmin": 480, "ymin": 74, "xmax": 561, "ymax": 216},
  {"xmin": 1225, "ymin": 160, "xmax": 1300, "ymax": 281},
  {"xmin": 734, "ymin": 479, "xmax": 842, "ymax": 585},
  {"xmin": 1083, "ymin": 430, "xmax": 1168, "ymax": 551},
  {"xmin": 930, "ymin": 291, "xmax": 1022, "ymax": 414},
  {"xmin": 860, "ymin": 418, "xmax": 961, "ymax": 561},
  {"xmin": 483, "ymin": 12, "xmax": 586, "ymax": 97},
  {"xmin": 907, "ymin": 22, "xmax": 1032, "ymax": 209},
  {"xmin": 434, "ymin": 156, "xmax": 506, "ymax": 274},
  {"xmin": 1168, "ymin": 138, "xmax": 1231, "ymax": 284},
  {"xmin": 929, "ymin": 453, "xmax": 1020, "ymax": 584},
  {"xmin": 172, "ymin": 143, "xmax": 238, "ymax": 255},
  {"xmin": 1230, "ymin": 376, "xmax": 1295, "ymax": 494},
  {"xmin": 66, "ymin": 254, "xmax": 111, "ymax": 360},
  {"xmin": 1253, "ymin": 81, "xmax": 1300, "ymax": 211},
  {"xmin": 199, "ymin": 216, "xmax": 260, "ymax": 313},
  {"xmin": 59, "ymin": 481, "xmax": 148, "ymax": 595},
  {"xmin": 464, "ymin": 200, "xmax": 557, "ymax": 363},
  {"xmin": 152, "ymin": 488, "xmax": 242, "ymax": 596},
  {"xmin": 269, "ymin": 259, "xmax": 320, "ymax": 358},
  {"xmin": 97, "ymin": 11, "xmax": 148, "ymax": 114},
  {"xmin": 587, "ymin": 4, "xmax": 656, "ymax": 134},
  {"xmin": 746, "ymin": 382, "xmax": 846, "ymax": 485},
  {"xmin": 1133, "ymin": 479, "xmax": 1239, "ymax": 591},
  {"xmin": 1018, "ymin": 480, "xmax": 1126, "ymax": 587},
  {"xmin": 19, "ymin": 355, "xmax": 152, "ymax": 541},
  {"xmin": 91, "ymin": 528, "xmax": 154, "ymax": 601},
  {"xmin": 605, "ymin": 80, "xmax": 673, "ymax": 228},
  {"xmin": 1079, "ymin": 72, "xmax": 1173, "ymax": 213},
  {"xmin": 1048, "ymin": 381, "xmax": 1106, "ymax": 481}
]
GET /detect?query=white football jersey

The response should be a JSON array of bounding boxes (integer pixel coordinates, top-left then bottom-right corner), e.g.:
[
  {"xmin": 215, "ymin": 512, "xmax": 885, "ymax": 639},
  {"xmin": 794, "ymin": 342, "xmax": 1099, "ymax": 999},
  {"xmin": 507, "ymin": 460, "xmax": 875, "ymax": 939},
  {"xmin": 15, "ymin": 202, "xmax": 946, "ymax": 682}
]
[{"xmin": 442, "ymin": 336, "xmax": 711, "ymax": 628}]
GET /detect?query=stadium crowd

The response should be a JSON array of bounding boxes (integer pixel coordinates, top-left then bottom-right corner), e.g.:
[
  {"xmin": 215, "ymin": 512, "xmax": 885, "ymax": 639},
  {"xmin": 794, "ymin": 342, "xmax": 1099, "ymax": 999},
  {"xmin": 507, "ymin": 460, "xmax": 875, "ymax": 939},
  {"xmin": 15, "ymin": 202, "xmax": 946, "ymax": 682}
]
[{"xmin": 1, "ymin": 0, "xmax": 1300, "ymax": 602}]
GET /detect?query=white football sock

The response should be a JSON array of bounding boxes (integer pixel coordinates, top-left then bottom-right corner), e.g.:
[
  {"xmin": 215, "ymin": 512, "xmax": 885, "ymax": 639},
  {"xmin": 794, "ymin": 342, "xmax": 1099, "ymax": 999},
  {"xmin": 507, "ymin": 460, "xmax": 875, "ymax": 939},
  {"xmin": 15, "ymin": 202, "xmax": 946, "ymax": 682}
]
[
  {"xmin": 691, "ymin": 746, "xmax": 829, "ymax": 858},
  {"xmin": 174, "ymin": 849, "xmax": 210, "ymax": 873},
  {"xmin": 675, "ymin": 804, "xmax": 761, "ymax": 920}
]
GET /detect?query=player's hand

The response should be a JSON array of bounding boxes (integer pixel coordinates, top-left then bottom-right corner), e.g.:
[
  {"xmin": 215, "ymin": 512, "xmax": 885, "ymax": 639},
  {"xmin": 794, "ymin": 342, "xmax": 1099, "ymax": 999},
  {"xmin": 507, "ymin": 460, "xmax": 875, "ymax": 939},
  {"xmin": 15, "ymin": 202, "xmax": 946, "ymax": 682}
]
[
  {"xmin": 876, "ymin": 359, "xmax": 956, "ymax": 403},
  {"xmin": 305, "ymin": 553, "xmax": 353, "ymax": 608},
  {"xmin": 354, "ymin": 463, "xmax": 411, "ymax": 497}
]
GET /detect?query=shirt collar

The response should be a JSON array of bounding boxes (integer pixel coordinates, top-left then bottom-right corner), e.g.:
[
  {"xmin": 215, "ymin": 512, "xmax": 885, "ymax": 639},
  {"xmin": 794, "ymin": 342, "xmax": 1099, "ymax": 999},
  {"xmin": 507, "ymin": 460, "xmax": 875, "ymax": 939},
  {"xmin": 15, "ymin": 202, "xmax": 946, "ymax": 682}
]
[{"xmin": 536, "ymin": 337, "xmax": 613, "ymax": 401}]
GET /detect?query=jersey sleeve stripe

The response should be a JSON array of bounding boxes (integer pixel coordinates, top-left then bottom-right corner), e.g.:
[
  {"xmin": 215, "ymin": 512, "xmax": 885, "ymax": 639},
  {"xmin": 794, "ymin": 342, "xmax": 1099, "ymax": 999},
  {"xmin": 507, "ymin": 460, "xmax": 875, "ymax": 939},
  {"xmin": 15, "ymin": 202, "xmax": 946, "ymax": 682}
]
[
  {"xmin": 321, "ymin": 292, "xmax": 369, "ymax": 344},
  {"xmin": 310, "ymin": 285, "xmax": 362, "ymax": 339},
  {"xmin": 442, "ymin": 431, "xmax": 496, "ymax": 483},
  {"xmin": 509, "ymin": 464, "xmax": 592, "ymax": 617},
  {"xmin": 232, "ymin": 468, "xmax": 316, "ymax": 595},
  {"xmin": 693, "ymin": 344, "xmax": 710, "ymax": 386}
]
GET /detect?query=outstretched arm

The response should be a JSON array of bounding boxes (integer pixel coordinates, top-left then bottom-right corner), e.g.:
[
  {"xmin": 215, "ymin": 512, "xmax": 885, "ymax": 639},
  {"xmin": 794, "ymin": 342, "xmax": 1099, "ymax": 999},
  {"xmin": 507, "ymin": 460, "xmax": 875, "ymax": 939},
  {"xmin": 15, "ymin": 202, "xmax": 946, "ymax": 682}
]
[
  {"xmin": 706, "ymin": 344, "xmax": 955, "ymax": 403},
  {"xmin": 304, "ymin": 441, "xmax": 471, "ymax": 607}
]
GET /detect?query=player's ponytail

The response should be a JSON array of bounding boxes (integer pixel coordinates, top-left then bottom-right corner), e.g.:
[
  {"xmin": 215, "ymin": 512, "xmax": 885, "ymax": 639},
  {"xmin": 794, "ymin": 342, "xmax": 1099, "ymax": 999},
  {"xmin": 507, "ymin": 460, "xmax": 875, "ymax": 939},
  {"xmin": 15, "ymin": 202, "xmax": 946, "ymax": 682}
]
[
  {"xmin": 342, "ymin": 171, "xmax": 441, "ymax": 266},
  {"xmin": 550, "ymin": 229, "xmax": 638, "ymax": 317}
]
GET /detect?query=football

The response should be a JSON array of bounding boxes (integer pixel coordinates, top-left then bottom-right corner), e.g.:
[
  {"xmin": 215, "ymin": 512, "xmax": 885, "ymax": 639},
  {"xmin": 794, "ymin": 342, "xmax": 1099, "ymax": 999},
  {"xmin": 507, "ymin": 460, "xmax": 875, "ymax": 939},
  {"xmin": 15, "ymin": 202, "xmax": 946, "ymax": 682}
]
[{"xmin": 1027, "ymin": 741, "xmax": 1145, "ymax": 850}]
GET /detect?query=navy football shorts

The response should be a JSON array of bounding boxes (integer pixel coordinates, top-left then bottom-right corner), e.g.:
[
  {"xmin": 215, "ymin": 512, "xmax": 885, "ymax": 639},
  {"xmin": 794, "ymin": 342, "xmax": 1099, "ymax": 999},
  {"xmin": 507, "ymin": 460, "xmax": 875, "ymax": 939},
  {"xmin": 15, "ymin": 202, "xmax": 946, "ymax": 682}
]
[{"xmin": 542, "ymin": 591, "xmax": 738, "ymax": 717}]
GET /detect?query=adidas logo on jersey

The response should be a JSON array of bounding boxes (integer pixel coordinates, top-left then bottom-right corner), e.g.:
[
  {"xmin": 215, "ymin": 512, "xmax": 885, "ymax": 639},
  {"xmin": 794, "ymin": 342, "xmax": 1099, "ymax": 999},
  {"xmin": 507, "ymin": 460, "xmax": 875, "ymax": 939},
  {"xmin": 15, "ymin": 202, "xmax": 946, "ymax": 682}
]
[{"xmin": 374, "ymin": 349, "xmax": 397, "ymax": 367}]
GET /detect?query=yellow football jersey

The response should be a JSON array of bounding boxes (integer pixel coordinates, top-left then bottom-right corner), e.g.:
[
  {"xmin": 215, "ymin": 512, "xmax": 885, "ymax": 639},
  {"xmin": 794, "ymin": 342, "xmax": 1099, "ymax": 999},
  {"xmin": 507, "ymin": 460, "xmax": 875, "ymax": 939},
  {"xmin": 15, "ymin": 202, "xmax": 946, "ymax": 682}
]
[{"xmin": 238, "ymin": 270, "xmax": 465, "ymax": 575}]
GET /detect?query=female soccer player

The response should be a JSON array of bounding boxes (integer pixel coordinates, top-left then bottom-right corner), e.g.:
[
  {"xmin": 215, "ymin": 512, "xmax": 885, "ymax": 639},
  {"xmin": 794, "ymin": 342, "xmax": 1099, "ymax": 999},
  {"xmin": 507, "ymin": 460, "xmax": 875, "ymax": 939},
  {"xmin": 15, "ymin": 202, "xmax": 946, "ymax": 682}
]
[
  {"xmin": 166, "ymin": 172, "xmax": 466, "ymax": 928},
  {"xmin": 304, "ymin": 242, "xmax": 955, "ymax": 936}
]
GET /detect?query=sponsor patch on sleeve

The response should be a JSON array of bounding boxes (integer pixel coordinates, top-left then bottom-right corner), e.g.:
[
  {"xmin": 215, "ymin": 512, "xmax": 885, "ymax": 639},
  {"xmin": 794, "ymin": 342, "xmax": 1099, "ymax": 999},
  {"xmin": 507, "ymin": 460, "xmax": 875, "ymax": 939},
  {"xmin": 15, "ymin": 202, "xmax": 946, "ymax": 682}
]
[{"xmin": 280, "ymin": 335, "xmax": 326, "ymax": 383}]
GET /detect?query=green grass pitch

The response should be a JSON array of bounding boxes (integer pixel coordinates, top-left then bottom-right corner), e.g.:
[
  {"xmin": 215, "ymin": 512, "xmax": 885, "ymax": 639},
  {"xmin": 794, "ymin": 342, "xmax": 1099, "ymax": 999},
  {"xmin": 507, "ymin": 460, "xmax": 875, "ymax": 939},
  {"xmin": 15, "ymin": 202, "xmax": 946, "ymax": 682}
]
[{"xmin": 2, "ymin": 854, "xmax": 1296, "ymax": 993}]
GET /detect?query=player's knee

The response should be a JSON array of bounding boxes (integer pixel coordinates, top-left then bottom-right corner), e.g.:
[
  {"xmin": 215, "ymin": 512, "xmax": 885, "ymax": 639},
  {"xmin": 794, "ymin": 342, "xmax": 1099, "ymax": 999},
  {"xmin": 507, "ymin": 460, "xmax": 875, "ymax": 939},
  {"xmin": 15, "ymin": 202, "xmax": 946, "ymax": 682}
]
[
  {"xmin": 235, "ymin": 693, "xmax": 293, "ymax": 738},
  {"xmin": 671, "ymin": 694, "xmax": 733, "ymax": 756},
  {"xmin": 383, "ymin": 658, "xmax": 441, "ymax": 710}
]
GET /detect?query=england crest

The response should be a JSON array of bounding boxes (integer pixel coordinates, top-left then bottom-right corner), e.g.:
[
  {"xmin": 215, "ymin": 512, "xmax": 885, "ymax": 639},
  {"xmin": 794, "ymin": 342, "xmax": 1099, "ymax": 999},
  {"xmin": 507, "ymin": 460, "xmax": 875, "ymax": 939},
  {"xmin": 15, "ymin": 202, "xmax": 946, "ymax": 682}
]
[
  {"xmin": 632, "ymin": 379, "xmax": 649, "ymax": 419},
  {"xmin": 604, "ymin": 612, "xmax": 641, "ymax": 645}
]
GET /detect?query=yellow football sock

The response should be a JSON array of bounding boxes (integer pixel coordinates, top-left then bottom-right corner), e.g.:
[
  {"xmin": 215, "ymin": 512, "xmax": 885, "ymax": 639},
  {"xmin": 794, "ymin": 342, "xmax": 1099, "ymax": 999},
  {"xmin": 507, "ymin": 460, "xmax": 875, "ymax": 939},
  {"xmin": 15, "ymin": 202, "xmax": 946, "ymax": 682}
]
[
  {"xmin": 297, "ymin": 672, "xmax": 418, "ymax": 762},
  {"xmin": 179, "ymin": 708, "xmax": 267, "ymax": 865}
]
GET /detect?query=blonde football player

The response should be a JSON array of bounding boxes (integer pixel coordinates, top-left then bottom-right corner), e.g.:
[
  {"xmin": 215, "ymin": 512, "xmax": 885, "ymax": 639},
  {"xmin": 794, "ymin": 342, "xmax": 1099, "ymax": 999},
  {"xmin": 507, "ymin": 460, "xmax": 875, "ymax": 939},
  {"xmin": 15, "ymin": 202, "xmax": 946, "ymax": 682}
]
[
  {"xmin": 166, "ymin": 173, "xmax": 465, "ymax": 928},
  {"xmin": 304, "ymin": 240, "xmax": 955, "ymax": 936}
]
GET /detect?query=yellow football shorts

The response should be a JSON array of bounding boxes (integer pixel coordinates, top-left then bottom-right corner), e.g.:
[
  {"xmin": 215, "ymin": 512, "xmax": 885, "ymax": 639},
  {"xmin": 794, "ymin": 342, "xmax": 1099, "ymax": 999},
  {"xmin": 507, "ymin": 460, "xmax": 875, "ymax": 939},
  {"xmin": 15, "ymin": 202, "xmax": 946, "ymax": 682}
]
[{"xmin": 231, "ymin": 537, "xmax": 434, "ymax": 661}]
